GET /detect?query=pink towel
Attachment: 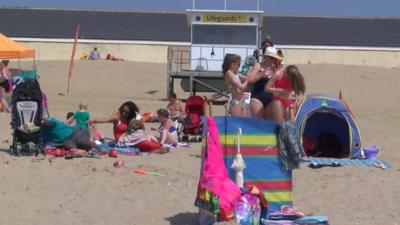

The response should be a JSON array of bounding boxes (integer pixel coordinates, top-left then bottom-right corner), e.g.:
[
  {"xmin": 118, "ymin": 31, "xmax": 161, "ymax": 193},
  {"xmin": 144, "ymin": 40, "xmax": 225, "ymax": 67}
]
[{"xmin": 199, "ymin": 116, "xmax": 241, "ymax": 213}]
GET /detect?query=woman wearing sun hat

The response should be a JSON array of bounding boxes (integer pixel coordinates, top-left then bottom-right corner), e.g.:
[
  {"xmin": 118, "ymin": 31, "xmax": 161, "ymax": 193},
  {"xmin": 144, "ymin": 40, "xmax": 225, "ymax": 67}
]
[{"xmin": 247, "ymin": 47, "xmax": 283, "ymax": 119}]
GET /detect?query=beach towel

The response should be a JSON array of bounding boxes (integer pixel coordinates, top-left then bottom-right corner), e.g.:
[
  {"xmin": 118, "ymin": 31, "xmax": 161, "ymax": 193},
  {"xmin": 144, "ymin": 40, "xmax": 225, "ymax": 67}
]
[
  {"xmin": 116, "ymin": 130, "xmax": 148, "ymax": 148},
  {"xmin": 304, "ymin": 157, "xmax": 390, "ymax": 169},
  {"xmin": 196, "ymin": 116, "xmax": 241, "ymax": 221},
  {"xmin": 278, "ymin": 121, "xmax": 305, "ymax": 170},
  {"xmin": 98, "ymin": 144, "xmax": 140, "ymax": 155},
  {"xmin": 294, "ymin": 216, "xmax": 329, "ymax": 224},
  {"xmin": 261, "ymin": 220, "xmax": 294, "ymax": 225}
]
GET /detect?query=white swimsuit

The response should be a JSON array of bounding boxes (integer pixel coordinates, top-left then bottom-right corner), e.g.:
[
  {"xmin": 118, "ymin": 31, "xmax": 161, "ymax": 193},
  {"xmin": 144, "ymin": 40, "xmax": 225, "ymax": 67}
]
[{"xmin": 228, "ymin": 74, "xmax": 247, "ymax": 112}]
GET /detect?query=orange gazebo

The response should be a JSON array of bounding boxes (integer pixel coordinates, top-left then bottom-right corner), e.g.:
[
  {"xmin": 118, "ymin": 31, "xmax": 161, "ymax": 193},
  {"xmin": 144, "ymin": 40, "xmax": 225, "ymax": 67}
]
[{"xmin": 0, "ymin": 33, "xmax": 35, "ymax": 59}]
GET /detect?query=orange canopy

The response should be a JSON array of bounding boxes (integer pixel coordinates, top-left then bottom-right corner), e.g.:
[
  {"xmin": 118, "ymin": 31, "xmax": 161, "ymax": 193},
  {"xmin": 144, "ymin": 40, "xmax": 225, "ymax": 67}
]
[{"xmin": 0, "ymin": 33, "xmax": 35, "ymax": 59}]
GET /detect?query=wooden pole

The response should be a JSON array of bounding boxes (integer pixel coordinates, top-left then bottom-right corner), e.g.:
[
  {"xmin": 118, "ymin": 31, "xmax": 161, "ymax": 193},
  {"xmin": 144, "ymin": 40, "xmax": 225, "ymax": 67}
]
[{"xmin": 67, "ymin": 24, "xmax": 80, "ymax": 96}]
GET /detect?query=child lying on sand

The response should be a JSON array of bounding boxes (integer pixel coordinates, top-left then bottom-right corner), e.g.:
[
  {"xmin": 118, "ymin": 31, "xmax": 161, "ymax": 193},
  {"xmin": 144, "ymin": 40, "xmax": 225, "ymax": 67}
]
[{"xmin": 117, "ymin": 120, "xmax": 169, "ymax": 153}]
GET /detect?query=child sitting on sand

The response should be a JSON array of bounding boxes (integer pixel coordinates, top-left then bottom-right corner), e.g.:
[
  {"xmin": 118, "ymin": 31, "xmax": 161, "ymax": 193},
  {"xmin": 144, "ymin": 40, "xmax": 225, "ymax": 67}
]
[
  {"xmin": 66, "ymin": 102, "xmax": 91, "ymax": 133},
  {"xmin": 65, "ymin": 110, "xmax": 103, "ymax": 141},
  {"xmin": 152, "ymin": 108, "xmax": 178, "ymax": 146},
  {"xmin": 117, "ymin": 120, "xmax": 167, "ymax": 153},
  {"xmin": 65, "ymin": 112, "xmax": 75, "ymax": 125}
]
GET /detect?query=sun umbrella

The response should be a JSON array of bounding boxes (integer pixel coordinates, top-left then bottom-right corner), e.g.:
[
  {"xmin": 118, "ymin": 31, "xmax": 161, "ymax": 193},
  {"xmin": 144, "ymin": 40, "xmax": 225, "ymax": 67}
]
[{"xmin": 231, "ymin": 128, "xmax": 246, "ymax": 188}]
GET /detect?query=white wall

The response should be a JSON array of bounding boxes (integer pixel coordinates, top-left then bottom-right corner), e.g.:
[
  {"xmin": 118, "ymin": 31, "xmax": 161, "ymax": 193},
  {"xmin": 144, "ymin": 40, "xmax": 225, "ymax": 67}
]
[
  {"xmin": 280, "ymin": 48, "xmax": 400, "ymax": 68},
  {"xmin": 21, "ymin": 41, "xmax": 170, "ymax": 63},
  {"xmin": 16, "ymin": 39, "xmax": 400, "ymax": 68}
]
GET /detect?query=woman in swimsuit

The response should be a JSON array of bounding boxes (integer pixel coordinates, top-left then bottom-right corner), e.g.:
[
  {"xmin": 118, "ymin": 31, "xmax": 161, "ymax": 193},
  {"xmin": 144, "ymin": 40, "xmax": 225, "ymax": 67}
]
[
  {"xmin": 248, "ymin": 47, "xmax": 282, "ymax": 119},
  {"xmin": 89, "ymin": 101, "xmax": 139, "ymax": 141},
  {"xmin": 222, "ymin": 54, "xmax": 249, "ymax": 117},
  {"xmin": 0, "ymin": 60, "xmax": 11, "ymax": 113},
  {"xmin": 152, "ymin": 108, "xmax": 178, "ymax": 145},
  {"xmin": 265, "ymin": 65, "xmax": 306, "ymax": 123}
]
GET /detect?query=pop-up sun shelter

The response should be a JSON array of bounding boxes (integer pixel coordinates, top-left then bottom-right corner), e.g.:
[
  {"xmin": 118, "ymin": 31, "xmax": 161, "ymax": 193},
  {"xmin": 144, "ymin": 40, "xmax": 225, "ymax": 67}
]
[{"xmin": 295, "ymin": 93, "xmax": 362, "ymax": 159}]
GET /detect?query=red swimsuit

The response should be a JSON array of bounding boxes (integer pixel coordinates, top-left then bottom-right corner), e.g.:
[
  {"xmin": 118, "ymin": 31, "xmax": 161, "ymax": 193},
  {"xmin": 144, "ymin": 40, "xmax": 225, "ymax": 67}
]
[
  {"xmin": 273, "ymin": 73, "xmax": 293, "ymax": 108},
  {"xmin": 113, "ymin": 120, "xmax": 128, "ymax": 141}
]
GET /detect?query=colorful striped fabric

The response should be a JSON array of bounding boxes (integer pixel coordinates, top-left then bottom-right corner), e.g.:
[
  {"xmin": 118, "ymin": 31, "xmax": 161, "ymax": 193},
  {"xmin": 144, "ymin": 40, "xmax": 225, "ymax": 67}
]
[{"xmin": 211, "ymin": 116, "xmax": 293, "ymax": 212}]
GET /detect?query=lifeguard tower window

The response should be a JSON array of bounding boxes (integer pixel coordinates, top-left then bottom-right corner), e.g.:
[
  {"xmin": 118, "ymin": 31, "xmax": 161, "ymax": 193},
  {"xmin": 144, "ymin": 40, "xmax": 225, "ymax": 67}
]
[{"xmin": 192, "ymin": 24, "xmax": 257, "ymax": 45}]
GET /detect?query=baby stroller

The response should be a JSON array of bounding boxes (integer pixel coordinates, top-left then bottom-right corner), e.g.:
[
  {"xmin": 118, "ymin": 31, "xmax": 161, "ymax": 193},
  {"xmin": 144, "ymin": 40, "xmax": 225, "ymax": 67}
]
[
  {"xmin": 181, "ymin": 95, "xmax": 205, "ymax": 142},
  {"xmin": 9, "ymin": 78, "xmax": 44, "ymax": 156}
]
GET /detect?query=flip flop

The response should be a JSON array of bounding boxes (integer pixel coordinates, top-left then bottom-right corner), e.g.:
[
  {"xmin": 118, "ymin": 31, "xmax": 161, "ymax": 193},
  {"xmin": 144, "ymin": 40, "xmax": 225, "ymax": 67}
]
[
  {"xmin": 308, "ymin": 161, "xmax": 342, "ymax": 169},
  {"xmin": 371, "ymin": 161, "xmax": 387, "ymax": 169},
  {"xmin": 87, "ymin": 149, "xmax": 101, "ymax": 159},
  {"xmin": 64, "ymin": 154, "xmax": 84, "ymax": 160}
]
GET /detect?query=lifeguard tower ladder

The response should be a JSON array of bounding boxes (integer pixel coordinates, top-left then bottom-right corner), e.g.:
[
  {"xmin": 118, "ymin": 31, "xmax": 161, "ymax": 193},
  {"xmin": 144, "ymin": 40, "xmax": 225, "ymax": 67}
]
[{"xmin": 167, "ymin": 9, "xmax": 264, "ymax": 98}]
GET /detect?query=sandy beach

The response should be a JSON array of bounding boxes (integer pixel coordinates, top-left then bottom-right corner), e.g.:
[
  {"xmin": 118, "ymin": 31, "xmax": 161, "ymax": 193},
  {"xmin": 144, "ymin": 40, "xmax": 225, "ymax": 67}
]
[{"xmin": 0, "ymin": 60, "xmax": 399, "ymax": 225}]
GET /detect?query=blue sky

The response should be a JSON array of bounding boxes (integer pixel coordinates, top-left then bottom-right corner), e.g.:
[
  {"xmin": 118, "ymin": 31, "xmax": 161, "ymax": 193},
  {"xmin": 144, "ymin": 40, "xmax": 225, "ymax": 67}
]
[{"xmin": 0, "ymin": 0, "xmax": 399, "ymax": 17}]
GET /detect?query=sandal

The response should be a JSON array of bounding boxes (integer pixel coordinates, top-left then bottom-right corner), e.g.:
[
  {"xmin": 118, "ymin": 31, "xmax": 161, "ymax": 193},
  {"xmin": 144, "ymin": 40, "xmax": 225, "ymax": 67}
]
[
  {"xmin": 87, "ymin": 148, "xmax": 101, "ymax": 159},
  {"xmin": 64, "ymin": 153, "xmax": 84, "ymax": 160}
]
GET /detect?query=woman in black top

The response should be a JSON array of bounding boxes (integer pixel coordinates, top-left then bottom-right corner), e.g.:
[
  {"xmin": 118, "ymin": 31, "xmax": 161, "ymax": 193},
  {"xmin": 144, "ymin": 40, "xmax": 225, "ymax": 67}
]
[{"xmin": 248, "ymin": 47, "xmax": 282, "ymax": 119}]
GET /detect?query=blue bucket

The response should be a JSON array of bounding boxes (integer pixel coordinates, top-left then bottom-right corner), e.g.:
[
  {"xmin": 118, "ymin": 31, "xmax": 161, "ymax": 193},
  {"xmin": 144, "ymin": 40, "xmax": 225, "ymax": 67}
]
[{"xmin": 363, "ymin": 146, "xmax": 378, "ymax": 160}]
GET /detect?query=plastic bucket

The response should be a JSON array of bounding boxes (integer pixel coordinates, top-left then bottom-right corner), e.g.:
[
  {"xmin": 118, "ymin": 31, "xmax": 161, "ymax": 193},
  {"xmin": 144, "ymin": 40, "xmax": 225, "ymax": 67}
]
[{"xmin": 363, "ymin": 146, "xmax": 378, "ymax": 160}]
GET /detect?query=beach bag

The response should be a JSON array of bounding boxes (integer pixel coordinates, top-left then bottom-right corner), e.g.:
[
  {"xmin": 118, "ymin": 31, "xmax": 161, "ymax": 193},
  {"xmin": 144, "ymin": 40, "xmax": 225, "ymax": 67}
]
[{"xmin": 235, "ymin": 193, "xmax": 261, "ymax": 225}]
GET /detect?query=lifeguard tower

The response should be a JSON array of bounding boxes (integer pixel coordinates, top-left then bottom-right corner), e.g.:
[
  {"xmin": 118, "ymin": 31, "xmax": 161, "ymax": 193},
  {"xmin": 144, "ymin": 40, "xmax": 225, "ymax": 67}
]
[{"xmin": 167, "ymin": 9, "xmax": 264, "ymax": 98}]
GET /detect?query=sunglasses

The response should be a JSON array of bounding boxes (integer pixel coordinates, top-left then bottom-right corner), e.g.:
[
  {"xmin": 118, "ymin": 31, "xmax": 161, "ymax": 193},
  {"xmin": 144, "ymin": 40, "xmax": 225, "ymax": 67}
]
[{"xmin": 121, "ymin": 109, "xmax": 130, "ymax": 115}]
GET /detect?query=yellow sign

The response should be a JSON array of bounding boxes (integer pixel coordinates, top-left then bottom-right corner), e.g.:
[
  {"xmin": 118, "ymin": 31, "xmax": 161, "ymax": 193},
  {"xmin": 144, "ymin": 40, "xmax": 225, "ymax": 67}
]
[{"xmin": 203, "ymin": 13, "xmax": 248, "ymax": 23}]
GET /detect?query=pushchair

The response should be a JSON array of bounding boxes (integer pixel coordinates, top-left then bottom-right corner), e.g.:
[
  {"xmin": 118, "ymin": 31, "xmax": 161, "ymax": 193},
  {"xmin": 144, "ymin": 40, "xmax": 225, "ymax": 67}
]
[
  {"xmin": 9, "ymin": 78, "xmax": 44, "ymax": 156},
  {"xmin": 181, "ymin": 95, "xmax": 205, "ymax": 142}
]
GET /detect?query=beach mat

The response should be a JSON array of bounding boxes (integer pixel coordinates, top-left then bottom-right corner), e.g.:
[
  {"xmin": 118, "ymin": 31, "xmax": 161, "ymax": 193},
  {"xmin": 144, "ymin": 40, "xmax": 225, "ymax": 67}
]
[
  {"xmin": 98, "ymin": 142, "xmax": 190, "ymax": 155},
  {"xmin": 98, "ymin": 144, "xmax": 140, "ymax": 155},
  {"xmin": 304, "ymin": 157, "xmax": 390, "ymax": 169}
]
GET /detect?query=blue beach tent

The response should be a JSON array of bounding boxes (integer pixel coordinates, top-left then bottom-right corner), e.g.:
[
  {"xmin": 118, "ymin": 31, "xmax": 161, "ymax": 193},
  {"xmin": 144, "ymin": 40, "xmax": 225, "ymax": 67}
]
[{"xmin": 295, "ymin": 93, "xmax": 362, "ymax": 158}]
